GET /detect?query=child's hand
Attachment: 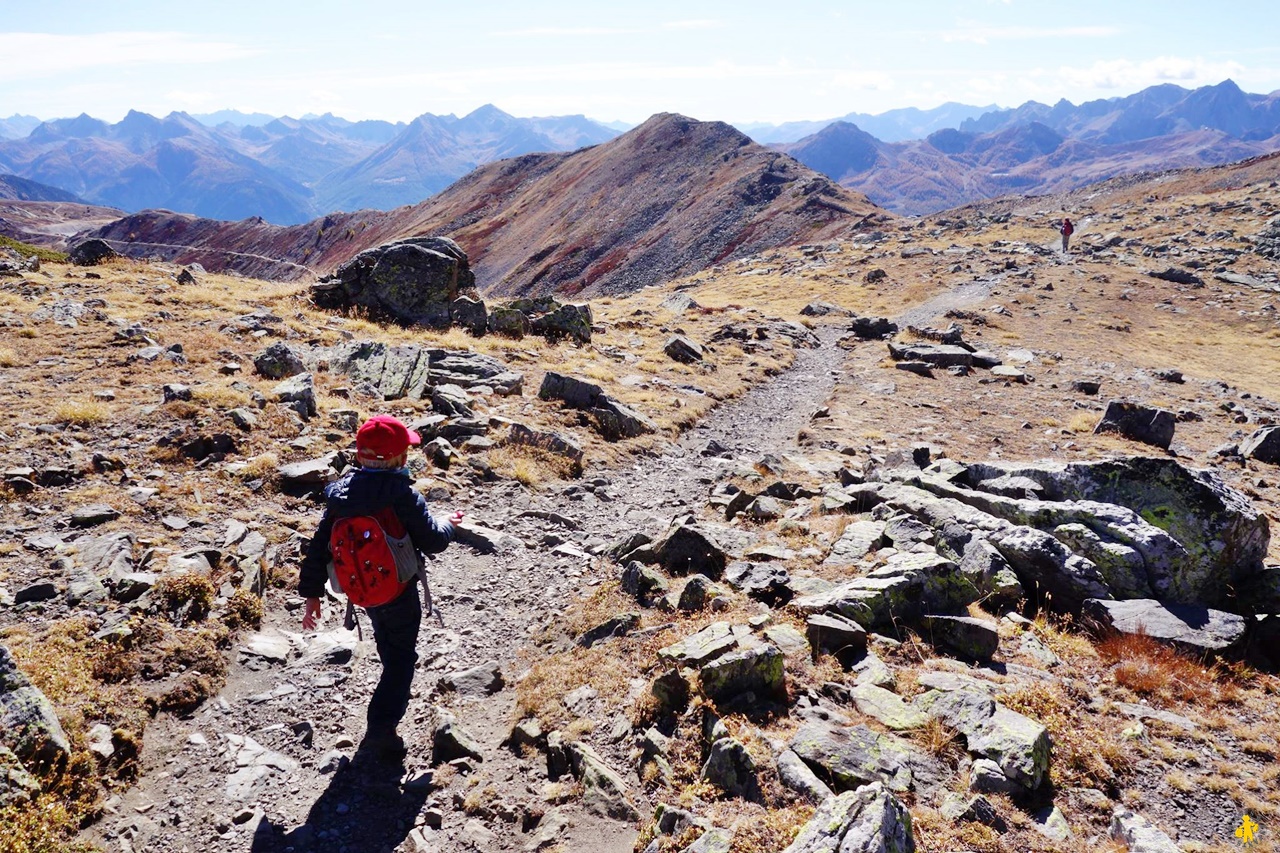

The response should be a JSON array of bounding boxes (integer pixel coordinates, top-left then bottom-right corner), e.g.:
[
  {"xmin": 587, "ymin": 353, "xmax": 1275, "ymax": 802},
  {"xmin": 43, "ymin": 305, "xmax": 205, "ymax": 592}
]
[
  {"xmin": 302, "ymin": 597, "xmax": 322, "ymax": 631},
  {"xmin": 450, "ymin": 510, "xmax": 465, "ymax": 525}
]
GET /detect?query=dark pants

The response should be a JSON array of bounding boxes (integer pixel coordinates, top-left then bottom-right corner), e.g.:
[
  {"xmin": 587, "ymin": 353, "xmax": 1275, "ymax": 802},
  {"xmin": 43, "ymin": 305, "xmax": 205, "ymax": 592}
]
[{"xmin": 364, "ymin": 581, "xmax": 421, "ymax": 737}]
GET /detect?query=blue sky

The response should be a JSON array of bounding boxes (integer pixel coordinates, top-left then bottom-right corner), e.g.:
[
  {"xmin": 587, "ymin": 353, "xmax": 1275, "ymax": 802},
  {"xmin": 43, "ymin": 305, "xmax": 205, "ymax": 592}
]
[{"xmin": 3, "ymin": 0, "xmax": 1278, "ymax": 124}]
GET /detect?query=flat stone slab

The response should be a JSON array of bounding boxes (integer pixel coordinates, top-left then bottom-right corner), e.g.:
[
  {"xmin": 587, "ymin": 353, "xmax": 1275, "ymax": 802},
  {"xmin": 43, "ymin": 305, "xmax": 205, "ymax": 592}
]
[
  {"xmin": 1082, "ymin": 598, "xmax": 1246, "ymax": 654},
  {"xmin": 788, "ymin": 720, "xmax": 944, "ymax": 794},
  {"xmin": 887, "ymin": 342, "xmax": 973, "ymax": 367},
  {"xmin": 849, "ymin": 684, "xmax": 929, "ymax": 730}
]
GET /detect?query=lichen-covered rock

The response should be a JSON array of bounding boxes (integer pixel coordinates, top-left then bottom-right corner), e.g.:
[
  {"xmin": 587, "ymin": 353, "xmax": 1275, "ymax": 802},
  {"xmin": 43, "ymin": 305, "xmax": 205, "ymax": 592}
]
[
  {"xmin": 919, "ymin": 615, "xmax": 999, "ymax": 660},
  {"xmin": 915, "ymin": 688, "xmax": 1049, "ymax": 789},
  {"xmin": 312, "ymin": 237, "xmax": 473, "ymax": 327},
  {"xmin": 792, "ymin": 551, "xmax": 978, "ymax": 630},
  {"xmin": 806, "ymin": 612, "xmax": 868, "ymax": 663},
  {"xmin": 849, "ymin": 684, "xmax": 929, "ymax": 731},
  {"xmin": 1110, "ymin": 806, "xmax": 1182, "ymax": 853},
  {"xmin": 566, "ymin": 740, "xmax": 640, "ymax": 821},
  {"xmin": 823, "ymin": 519, "xmax": 887, "ymax": 566},
  {"xmin": 788, "ymin": 720, "xmax": 944, "ymax": 794},
  {"xmin": 0, "ymin": 745, "xmax": 40, "ymax": 808},
  {"xmin": 781, "ymin": 782, "xmax": 915, "ymax": 853},
  {"xmin": 0, "ymin": 645, "xmax": 70, "ymax": 771},
  {"xmin": 776, "ymin": 749, "xmax": 834, "ymax": 802},
  {"xmin": 253, "ymin": 341, "xmax": 306, "ymax": 379},
  {"xmin": 450, "ymin": 295, "xmax": 487, "ymax": 336},
  {"xmin": 700, "ymin": 737, "xmax": 757, "ymax": 799},
  {"xmin": 1082, "ymin": 598, "xmax": 1247, "ymax": 655},
  {"xmin": 273, "ymin": 373, "xmax": 317, "ymax": 418},
  {"xmin": 699, "ymin": 644, "xmax": 785, "ymax": 705}
]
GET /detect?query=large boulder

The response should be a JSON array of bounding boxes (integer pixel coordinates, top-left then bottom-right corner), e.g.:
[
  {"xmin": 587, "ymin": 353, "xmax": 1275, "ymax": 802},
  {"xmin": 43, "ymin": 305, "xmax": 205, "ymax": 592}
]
[
  {"xmin": 700, "ymin": 737, "xmax": 758, "ymax": 799},
  {"xmin": 323, "ymin": 341, "xmax": 522, "ymax": 399},
  {"xmin": 651, "ymin": 522, "xmax": 728, "ymax": 579},
  {"xmin": 919, "ymin": 615, "xmax": 999, "ymax": 660},
  {"xmin": 0, "ymin": 745, "xmax": 41, "ymax": 808},
  {"xmin": 0, "ymin": 645, "xmax": 70, "ymax": 771},
  {"xmin": 962, "ymin": 457, "xmax": 1270, "ymax": 607},
  {"xmin": 1082, "ymin": 598, "xmax": 1247, "ymax": 656},
  {"xmin": 311, "ymin": 237, "xmax": 474, "ymax": 327},
  {"xmin": 781, "ymin": 783, "xmax": 914, "ymax": 853},
  {"xmin": 499, "ymin": 297, "xmax": 593, "ymax": 343},
  {"xmin": 1094, "ymin": 400, "xmax": 1175, "ymax": 450},
  {"xmin": 69, "ymin": 238, "xmax": 118, "ymax": 266}
]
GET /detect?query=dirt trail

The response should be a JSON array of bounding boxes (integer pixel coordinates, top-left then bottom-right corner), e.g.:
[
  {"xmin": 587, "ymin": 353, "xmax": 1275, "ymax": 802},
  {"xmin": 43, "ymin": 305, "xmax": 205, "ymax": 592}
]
[
  {"xmin": 893, "ymin": 278, "xmax": 997, "ymax": 329},
  {"xmin": 92, "ymin": 282, "xmax": 1010, "ymax": 853}
]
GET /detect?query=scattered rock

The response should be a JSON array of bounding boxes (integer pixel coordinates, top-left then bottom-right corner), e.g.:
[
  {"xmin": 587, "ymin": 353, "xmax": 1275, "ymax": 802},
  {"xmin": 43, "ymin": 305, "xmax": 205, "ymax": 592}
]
[
  {"xmin": 1110, "ymin": 806, "xmax": 1182, "ymax": 853},
  {"xmin": 664, "ymin": 335, "xmax": 704, "ymax": 364},
  {"xmin": 1093, "ymin": 400, "xmax": 1175, "ymax": 449},
  {"xmin": 440, "ymin": 662, "xmax": 504, "ymax": 697},
  {"xmin": 431, "ymin": 713, "xmax": 485, "ymax": 765},
  {"xmin": 915, "ymin": 688, "xmax": 1049, "ymax": 790},
  {"xmin": 70, "ymin": 504, "xmax": 120, "ymax": 528},
  {"xmin": 781, "ymin": 783, "xmax": 915, "ymax": 853},
  {"xmin": 700, "ymin": 737, "xmax": 757, "ymax": 799},
  {"xmin": 253, "ymin": 342, "xmax": 306, "ymax": 379}
]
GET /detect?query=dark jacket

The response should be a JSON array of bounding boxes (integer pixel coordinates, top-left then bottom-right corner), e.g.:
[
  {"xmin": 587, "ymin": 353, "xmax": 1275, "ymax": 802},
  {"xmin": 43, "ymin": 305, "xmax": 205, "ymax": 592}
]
[{"xmin": 299, "ymin": 467, "xmax": 454, "ymax": 599}]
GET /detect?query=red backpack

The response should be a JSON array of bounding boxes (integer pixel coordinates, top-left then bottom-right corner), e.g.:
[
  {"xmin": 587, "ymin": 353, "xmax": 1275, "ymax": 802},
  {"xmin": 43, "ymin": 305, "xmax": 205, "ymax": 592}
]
[{"xmin": 328, "ymin": 508, "xmax": 422, "ymax": 608}]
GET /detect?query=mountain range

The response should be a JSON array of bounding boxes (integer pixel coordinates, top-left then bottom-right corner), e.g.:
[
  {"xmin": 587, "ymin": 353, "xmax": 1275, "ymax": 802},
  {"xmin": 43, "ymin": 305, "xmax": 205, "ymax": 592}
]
[
  {"xmin": 3, "ymin": 81, "xmax": 1277, "ymax": 225},
  {"xmin": 86, "ymin": 114, "xmax": 880, "ymax": 295},
  {"xmin": 781, "ymin": 80, "xmax": 1280, "ymax": 214},
  {"xmin": 0, "ymin": 106, "xmax": 619, "ymax": 225}
]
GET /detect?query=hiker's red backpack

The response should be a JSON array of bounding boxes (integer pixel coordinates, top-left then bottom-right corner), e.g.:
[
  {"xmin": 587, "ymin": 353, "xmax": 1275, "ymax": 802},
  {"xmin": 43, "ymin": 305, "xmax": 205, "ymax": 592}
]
[{"xmin": 327, "ymin": 508, "xmax": 421, "ymax": 608}]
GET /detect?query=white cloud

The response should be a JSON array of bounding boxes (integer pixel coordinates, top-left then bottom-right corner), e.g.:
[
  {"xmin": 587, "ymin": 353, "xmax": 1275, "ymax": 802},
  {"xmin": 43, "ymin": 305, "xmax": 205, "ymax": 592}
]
[
  {"xmin": 943, "ymin": 24, "xmax": 1119, "ymax": 44},
  {"xmin": 0, "ymin": 32, "xmax": 259, "ymax": 82},
  {"xmin": 1056, "ymin": 56, "xmax": 1246, "ymax": 90}
]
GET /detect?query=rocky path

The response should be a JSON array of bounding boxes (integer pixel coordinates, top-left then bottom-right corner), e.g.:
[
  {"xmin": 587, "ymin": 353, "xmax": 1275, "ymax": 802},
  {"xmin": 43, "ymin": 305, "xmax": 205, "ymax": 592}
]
[{"xmin": 88, "ymin": 323, "xmax": 850, "ymax": 853}]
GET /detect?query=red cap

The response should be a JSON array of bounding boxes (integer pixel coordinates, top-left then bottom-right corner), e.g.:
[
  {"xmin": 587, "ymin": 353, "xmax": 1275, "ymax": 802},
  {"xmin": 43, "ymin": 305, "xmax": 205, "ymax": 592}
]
[{"xmin": 355, "ymin": 415, "xmax": 421, "ymax": 460}]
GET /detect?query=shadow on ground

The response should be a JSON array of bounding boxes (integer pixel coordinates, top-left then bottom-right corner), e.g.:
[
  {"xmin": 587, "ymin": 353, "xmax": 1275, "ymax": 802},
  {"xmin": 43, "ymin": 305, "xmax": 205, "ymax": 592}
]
[{"xmin": 250, "ymin": 752, "xmax": 430, "ymax": 853}]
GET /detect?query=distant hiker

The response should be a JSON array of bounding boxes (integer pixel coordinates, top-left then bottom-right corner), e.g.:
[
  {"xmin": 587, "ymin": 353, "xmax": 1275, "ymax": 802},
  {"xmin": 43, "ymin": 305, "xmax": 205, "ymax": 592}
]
[
  {"xmin": 1060, "ymin": 217, "xmax": 1074, "ymax": 252},
  {"xmin": 299, "ymin": 415, "xmax": 462, "ymax": 760}
]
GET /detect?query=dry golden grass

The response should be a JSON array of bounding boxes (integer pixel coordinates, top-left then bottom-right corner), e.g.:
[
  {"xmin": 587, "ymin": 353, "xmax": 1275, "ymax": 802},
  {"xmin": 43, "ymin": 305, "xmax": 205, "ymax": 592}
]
[
  {"xmin": 0, "ymin": 347, "xmax": 19, "ymax": 367},
  {"xmin": 486, "ymin": 443, "xmax": 579, "ymax": 488},
  {"xmin": 54, "ymin": 400, "xmax": 110, "ymax": 427}
]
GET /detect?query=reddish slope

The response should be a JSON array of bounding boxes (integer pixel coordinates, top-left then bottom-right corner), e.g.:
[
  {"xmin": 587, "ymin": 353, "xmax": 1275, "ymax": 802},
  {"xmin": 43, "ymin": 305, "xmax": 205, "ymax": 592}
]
[{"xmin": 88, "ymin": 114, "xmax": 884, "ymax": 295}]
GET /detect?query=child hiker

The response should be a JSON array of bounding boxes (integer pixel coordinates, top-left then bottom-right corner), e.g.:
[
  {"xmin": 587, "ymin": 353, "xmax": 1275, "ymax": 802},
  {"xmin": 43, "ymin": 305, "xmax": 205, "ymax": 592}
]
[{"xmin": 298, "ymin": 415, "xmax": 462, "ymax": 760}]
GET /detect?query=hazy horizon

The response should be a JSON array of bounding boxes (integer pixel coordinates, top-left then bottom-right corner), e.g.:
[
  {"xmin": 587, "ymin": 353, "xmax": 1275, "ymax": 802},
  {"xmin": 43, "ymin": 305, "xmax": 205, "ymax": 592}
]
[{"xmin": 3, "ymin": 0, "xmax": 1278, "ymax": 126}]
